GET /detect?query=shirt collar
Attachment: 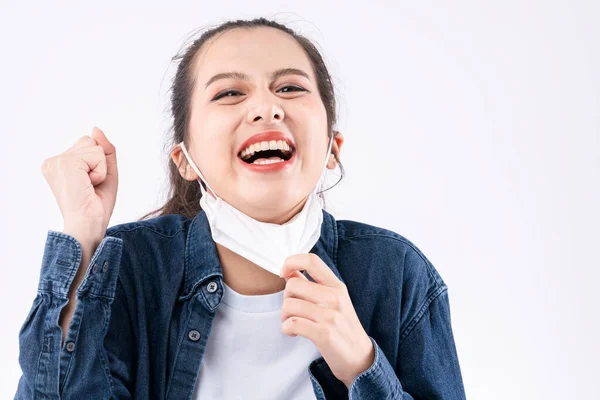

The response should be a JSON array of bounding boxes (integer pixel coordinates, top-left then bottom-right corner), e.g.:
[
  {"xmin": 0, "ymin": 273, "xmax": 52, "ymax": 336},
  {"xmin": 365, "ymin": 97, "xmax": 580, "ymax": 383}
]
[{"xmin": 178, "ymin": 208, "xmax": 342, "ymax": 302}]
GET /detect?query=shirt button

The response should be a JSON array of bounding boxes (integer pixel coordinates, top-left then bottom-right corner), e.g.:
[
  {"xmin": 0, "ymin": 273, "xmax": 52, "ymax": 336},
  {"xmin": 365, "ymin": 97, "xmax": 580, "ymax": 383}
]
[
  {"xmin": 207, "ymin": 281, "xmax": 218, "ymax": 293},
  {"xmin": 92, "ymin": 262, "xmax": 98, "ymax": 273},
  {"xmin": 102, "ymin": 261, "xmax": 108, "ymax": 272},
  {"xmin": 65, "ymin": 341, "xmax": 75, "ymax": 352},
  {"xmin": 188, "ymin": 330, "xmax": 201, "ymax": 341}
]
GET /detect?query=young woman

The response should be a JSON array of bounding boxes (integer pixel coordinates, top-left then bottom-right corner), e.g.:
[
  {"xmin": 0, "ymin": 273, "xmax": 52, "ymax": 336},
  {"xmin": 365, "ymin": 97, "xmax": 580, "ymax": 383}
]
[{"xmin": 15, "ymin": 17, "xmax": 466, "ymax": 399}]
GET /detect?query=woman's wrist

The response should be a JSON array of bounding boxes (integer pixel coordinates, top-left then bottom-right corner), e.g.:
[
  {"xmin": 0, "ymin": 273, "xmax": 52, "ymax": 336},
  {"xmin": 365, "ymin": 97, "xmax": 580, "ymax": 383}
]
[{"xmin": 63, "ymin": 222, "xmax": 105, "ymax": 249}]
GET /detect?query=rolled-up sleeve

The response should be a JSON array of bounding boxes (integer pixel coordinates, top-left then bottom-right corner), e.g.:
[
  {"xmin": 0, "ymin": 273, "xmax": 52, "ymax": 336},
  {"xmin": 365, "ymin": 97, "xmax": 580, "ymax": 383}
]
[{"xmin": 14, "ymin": 230, "xmax": 127, "ymax": 398}]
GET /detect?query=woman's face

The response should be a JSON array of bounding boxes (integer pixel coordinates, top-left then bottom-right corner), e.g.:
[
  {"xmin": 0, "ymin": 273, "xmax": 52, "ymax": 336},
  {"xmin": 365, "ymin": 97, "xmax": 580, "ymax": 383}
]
[{"xmin": 172, "ymin": 27, "xmax": 343, "ymax": 223}]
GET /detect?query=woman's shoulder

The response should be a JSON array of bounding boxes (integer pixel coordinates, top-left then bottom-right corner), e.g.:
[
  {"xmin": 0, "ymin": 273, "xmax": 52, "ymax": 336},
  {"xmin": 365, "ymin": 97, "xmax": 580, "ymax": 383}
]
[
  {"xmin": 336, "ymin": 217, "xmax": 430, "ymax": 262},
  {"xmin": 106, "ymin": 213, "xmax": 191, "ymax": 239},
  {"xmin": 337, "ymin": 217, "xmax": 415, "ymax": 244},
  {"xmin": 102, "ymin": 214, "xmax": 191, "ymax": 299},
  {"xmin": 335, "ymin": 218, "xmax": 447, "ymax": 290}
]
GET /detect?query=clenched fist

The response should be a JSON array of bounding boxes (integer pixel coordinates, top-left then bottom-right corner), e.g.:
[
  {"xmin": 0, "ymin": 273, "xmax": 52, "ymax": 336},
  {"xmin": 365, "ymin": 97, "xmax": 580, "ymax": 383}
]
[{"xmin": 41, "ymin": 127, "xmax": 119, "ymax": 244}]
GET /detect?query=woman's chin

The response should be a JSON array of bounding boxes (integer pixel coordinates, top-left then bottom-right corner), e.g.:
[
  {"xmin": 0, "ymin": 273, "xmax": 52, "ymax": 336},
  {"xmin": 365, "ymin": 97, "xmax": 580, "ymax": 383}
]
[
  {"xmin": 237, "ymin": 180, "xmax": 292, "ymax": 200},
  {"xmin": 232, "ymin": 189, "xmax": 306, "ymax": 221},
  {"xmin": 242, "ymin": 191, "xmax": 293, "ymax": 209}
]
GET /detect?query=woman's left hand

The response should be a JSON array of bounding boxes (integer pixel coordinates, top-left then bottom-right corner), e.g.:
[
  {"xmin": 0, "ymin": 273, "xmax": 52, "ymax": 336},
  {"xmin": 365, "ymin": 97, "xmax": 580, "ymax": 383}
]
[{"xmin": 279, "ymin": 253, "xmax": 375, "ymax": 389}]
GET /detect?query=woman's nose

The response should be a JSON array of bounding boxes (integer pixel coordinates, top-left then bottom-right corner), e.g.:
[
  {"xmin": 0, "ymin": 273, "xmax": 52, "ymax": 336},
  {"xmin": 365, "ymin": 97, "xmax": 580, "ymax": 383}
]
[
  {"xmin": 247, "ymin": 98, "xmax": 285, "ymax": 124},
  {"xmin": 250, "ymin": 109, "xmax": 283, "ymax": 123}
]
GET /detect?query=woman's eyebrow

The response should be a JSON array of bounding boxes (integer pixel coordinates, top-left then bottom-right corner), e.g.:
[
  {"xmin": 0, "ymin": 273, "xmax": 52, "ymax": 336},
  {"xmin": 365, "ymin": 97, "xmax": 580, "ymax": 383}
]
[{"xmin": 204, "ymin": 68, "xmax": 310, "ymax": 89}]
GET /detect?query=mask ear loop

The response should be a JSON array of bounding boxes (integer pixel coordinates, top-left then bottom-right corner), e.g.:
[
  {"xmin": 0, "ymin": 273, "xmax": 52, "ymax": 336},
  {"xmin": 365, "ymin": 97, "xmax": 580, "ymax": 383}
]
[
  {"xmin": 178, "ymin": 142, "xmax": 219, "ymax": 199},
  {"xmin": 315, "ymin": 133, "xmax": 336, "ymax": 196}
]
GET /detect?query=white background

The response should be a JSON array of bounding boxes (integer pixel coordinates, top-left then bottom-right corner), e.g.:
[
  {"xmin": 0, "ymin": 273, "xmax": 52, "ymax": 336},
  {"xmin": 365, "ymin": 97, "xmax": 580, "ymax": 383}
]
[{"xmin": 1, "ymin": 1, "xmax": 598, "ymax": 398}]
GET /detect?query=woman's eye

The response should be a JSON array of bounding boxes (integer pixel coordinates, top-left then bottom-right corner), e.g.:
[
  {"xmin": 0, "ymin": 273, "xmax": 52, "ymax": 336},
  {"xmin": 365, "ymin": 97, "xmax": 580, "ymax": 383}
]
[
  {"xmin": 278, "ymin": 85, "xmax": 307, "ymax": 94},
  {"xmin": 212, "ymin": 85, "xmax": 307, "ymax": 101},
  {"xmin": 213, "ymin": 90, "xmax": 243, "ymax": 101}
]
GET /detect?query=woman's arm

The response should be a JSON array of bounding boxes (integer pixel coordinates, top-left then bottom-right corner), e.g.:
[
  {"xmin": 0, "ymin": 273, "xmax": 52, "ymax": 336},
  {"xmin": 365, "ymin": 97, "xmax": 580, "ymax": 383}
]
[
  {"xmin": 345, "ymin": 287, "xmax": 465, "ymax": 399},
  {"xmin": 394, "ymin": 288, "xmax": 466, "ymax": 398},
  {"xmin": 14, "ymin": 230, "xmax": 133, "ymax": 398}
]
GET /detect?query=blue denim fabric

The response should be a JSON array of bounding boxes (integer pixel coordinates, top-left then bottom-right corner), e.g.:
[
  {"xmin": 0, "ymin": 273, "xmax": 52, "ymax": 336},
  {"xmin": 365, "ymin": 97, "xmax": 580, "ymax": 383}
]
[{"xmin": 14, "ymin": 209, "xmax": 466, "ymax": 399}]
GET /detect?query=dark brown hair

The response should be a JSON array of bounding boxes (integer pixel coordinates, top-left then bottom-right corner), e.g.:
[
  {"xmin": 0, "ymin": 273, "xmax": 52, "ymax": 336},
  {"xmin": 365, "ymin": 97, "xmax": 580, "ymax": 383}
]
[{"xmin": 139, "ymin": 17, "xmax": 344, "ymax": 221}]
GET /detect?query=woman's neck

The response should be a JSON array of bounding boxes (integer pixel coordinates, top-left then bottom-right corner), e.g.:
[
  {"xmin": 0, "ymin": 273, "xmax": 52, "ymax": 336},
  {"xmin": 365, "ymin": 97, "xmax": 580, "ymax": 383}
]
[{"xmin": 215, "ymin": 242, "xmax": 287, "ymax": 296}]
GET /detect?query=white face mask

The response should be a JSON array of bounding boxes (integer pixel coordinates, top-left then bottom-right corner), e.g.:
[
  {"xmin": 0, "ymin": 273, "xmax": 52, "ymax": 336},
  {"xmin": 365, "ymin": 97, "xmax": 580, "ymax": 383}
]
[{"xmin": 178, "ymin": 133, "xmax": 335, "ymax": 277}]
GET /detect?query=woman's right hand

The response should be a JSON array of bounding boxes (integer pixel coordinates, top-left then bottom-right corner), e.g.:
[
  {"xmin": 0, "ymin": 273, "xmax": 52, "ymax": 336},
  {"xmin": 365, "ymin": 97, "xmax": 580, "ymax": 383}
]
[{"xmin": 41, "ymin": 127, "xmax": 119, "ymax": 244}]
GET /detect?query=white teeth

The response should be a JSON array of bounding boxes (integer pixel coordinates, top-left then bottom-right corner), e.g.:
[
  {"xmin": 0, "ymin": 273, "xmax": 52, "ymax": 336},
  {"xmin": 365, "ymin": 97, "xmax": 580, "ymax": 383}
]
[
  {"xmin": 240, "ymin": 140, "xmax": 293, "ymax": 160},
  {"xmin": 252, "ymin": 158, "xmax": 285, "ymax": 164}
]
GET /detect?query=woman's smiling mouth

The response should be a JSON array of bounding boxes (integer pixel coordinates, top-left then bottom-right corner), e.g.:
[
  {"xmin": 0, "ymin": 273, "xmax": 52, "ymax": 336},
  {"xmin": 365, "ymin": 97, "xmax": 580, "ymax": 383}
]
[
  {"xmin": 237, "ymin": 148, "xmax": 296, "ymax": 172},
  {"xmin": 236, "ymin": 130, "xmax": 297, "ymax": 172}
]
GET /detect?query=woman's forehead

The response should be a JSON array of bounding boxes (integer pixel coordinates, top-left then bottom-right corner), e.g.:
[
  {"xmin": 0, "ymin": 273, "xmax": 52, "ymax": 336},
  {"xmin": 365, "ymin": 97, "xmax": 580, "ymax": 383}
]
[{"xmin": 194, "ymin": 27, "xmax": 314, "ymax": 82}]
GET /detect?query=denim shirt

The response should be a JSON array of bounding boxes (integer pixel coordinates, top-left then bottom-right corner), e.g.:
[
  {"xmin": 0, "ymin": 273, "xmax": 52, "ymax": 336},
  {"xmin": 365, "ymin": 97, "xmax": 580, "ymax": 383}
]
[{"xmin": 14, "ymin": 209, "xmax": 466, "ymax": 399}]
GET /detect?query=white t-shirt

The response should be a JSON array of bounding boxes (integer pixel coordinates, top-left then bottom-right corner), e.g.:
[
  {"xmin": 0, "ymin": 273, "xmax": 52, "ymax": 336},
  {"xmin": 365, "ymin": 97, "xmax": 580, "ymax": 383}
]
[{"xmin": 192, "ymin": 280, "xmax": 322, "ymax": 399}]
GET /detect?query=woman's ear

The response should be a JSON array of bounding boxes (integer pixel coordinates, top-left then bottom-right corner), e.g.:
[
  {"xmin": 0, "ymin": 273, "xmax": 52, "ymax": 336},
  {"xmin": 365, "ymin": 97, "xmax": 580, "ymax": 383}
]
[
  {"xmin": 170, "ymin": 144, "xmax": 198, "ymax": 181},
  {"xmin": 327, "ymin": 131, "xmax": 344, "ymax": 169}
]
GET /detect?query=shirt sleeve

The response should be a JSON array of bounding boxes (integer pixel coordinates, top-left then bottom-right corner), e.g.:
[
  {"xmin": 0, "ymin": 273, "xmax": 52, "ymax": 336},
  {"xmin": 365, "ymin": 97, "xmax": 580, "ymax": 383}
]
[
  {"xmin": 348, "ymin": 288, "xmax": 466, "ymax": 400},
  {"xmin": 14, "ymin": 230, "xmax": 133, "ymax": 398}
]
